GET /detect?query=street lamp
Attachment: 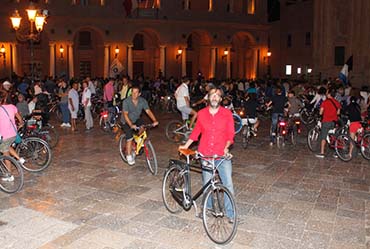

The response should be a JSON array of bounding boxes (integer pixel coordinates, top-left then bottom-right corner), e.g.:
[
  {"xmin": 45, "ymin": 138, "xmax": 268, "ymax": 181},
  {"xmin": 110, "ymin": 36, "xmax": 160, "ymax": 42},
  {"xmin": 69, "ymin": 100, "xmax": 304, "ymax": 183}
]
[
  {"xmin": 0, "ymin": 45, "xmax": 5, "ymax": 65},
  {"xmin": 59, "ymin": 45, "xmax": 64, "ymax": 59},
  {"xmin": 10, "ymin": 3, "xmax": 48, "ymax": 81}
]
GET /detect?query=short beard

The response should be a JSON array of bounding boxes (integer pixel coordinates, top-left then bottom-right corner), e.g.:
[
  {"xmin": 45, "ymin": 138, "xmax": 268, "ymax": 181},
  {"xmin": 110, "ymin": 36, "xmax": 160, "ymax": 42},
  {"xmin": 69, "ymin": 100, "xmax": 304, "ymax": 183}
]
[{"xmin": 210, "ymin": 100, "xmax": 220, "ymax": 108}]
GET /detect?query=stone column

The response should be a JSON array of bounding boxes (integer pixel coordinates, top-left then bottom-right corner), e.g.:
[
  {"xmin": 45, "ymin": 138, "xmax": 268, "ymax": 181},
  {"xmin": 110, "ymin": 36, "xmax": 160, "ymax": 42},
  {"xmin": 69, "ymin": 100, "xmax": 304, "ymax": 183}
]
[
  {"xmin": 49, "ymin": 43, "xmax": 55, "ymax": 78},
  {"xmin": 11, "ymin": 43, "xmax": 18, "ymax": 76},
  {"xmin": 104, "ymin": 44, "xmax": 109, "ymax": 78},
  {"xmin": 159, "ymin": 45, "xmax": 166, "ymax": 77},
  {"xmin": 226, "ymin": 47, "xmax": 231, "ymax": 79},
  {"xmin": 210, "ymin": 47, "xmax": 216, "ymax": 79},
  {"xmin": 68, "ymin": 43, "xmax": 74, "ymax": 79},
  {"xmin": 253, "ymin": 48, "xmax": 258, "ymax": 79},
  {"xmin": 127, "ymin": 44, "xmax": 133, "ymax": 79},
  {"xmin": 181, "ymin": 48, "xmax": 186, "ymax": 77}
]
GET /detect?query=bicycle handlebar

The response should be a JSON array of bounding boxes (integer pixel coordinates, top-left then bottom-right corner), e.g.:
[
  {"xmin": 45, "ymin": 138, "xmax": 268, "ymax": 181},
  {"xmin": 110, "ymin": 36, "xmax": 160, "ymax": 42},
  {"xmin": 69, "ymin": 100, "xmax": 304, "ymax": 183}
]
[{"xmin": 178, "ymin": 148, "xmax": 233, "ymax": 160}]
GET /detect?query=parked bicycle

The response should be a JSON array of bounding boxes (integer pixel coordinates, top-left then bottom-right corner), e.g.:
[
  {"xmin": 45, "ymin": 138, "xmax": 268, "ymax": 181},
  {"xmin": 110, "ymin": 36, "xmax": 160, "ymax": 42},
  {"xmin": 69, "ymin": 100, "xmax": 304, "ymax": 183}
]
[
  {"xmin": 162, "ymin": 148, "xmax": 238, "ymax": 245},
  {"xmin": 0, "ymin": 153, "xmax": 24, "ymax": 193},
  {"xmin": 119, "ymin": 124, "xmax": 157, "ymax": 175}
]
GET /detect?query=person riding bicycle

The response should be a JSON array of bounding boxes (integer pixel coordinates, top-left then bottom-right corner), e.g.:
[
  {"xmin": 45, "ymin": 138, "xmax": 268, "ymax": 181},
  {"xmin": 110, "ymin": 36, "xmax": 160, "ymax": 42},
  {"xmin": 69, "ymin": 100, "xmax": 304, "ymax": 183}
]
[
  {"xmin": 315, "ymin": 88, "xmax": 341, "ymax": 158},
  {"xmin": 0, "ymin": 90, "xmax": 25, "ymax": 181},
  {"xmin": 179, "ymin": 86, "xmax": 235, "ymax": 221},
  {"xmin": 121, "ymin": 85, "xmax": 158, "ymax": 166},
  {"xmin": 344, "ymin": 96, "xmax": 362, "ymax": 157},
  {"xmin": 243, "ymin": 92, "xmax": 260, "ymax": 135},
  {"xmin": 175, "ymin": 77, "xmax": 197, "ymax": 129},
  {"xmin": 266, "ymin": 86, "xmax": 287, "ymax": 146}
]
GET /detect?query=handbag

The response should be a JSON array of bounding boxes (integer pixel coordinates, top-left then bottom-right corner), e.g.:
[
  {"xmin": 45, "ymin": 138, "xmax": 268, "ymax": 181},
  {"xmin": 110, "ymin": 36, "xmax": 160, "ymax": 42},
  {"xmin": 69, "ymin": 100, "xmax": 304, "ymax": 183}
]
[{"xmin": 0, "ymin": 105, "xmax": 22, "ymax": 144}]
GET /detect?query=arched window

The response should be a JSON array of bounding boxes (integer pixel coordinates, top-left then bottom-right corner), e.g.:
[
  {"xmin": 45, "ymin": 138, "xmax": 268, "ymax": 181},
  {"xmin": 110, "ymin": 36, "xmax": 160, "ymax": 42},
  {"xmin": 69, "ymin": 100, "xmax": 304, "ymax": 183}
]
[{"xmin": 133, "ymin": 34, "xmax": 144, "ymax": 50}]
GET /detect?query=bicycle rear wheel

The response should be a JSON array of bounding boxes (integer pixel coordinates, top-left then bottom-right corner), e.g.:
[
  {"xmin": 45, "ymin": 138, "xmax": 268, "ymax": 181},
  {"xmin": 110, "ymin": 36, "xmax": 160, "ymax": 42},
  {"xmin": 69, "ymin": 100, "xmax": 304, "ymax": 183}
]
[
  {"xmin": 361, "ymin": 133, "xmax": 370, "ymax": 160},
  {"xmin": 165, "ymin": 120, "xmax": 186, "ymax": 143},
  {"xmin": 241, "ymin": 126, "xmax": 249, "ymax": 149},
  {"xmin": 233, "ymin": 114, "xmax": 242, "ymax": 134},
  {"xmin": 307, "ymin": 126, "xmax": 320, "ymax": 152},
  {"xmin": 41, "ymin": 126, "xmax": 59, "ymax": 148},
  {"xmin": 16, "ymin": 137, "xmax": 52, "ymax": 172},
  {"xmin": 162, "ymin": 165, "xmax": 185, "ymax": 213},
  {"xmin": 144, "ymin": 140, "xmax": 158, "ymax": 175},
  {"xmin": 335, "ymin": 134, "xmax": 352, "ymax": 162},
  {"xmin": 0, "ymin": 156, "xmax": 24, "ymax": 193},
  {"xmin": 202, "ymin": 184, "xmax": 237, "ymax": 245}
]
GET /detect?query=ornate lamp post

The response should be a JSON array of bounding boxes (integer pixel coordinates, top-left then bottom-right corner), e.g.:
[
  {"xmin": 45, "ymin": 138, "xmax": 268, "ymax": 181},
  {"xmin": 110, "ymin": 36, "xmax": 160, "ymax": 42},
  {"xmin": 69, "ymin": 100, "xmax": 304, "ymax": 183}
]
[{"xmin": 10, "ymin": 3, "xmax": 48, "ymax": 82}]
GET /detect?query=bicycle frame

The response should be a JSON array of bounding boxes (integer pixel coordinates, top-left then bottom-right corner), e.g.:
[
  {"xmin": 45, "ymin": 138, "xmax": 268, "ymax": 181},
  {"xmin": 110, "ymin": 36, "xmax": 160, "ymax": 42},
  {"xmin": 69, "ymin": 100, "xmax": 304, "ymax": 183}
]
[
  {"xmin": 132, "ymin": 130, "xmax": 148, "ymax": 155},
  {"xmin": 168, "ymin": 153, "xmax": 224, "ymax": 213}
]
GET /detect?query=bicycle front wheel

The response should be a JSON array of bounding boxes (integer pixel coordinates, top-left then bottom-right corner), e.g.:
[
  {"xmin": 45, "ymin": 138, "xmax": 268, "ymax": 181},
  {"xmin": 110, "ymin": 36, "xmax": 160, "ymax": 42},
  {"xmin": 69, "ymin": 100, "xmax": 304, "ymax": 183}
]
[
  {"xmin": 0, "ymin": 156, "xmax": 24, "ymax": 193},
  {"xmin": 162, "ymin": 165, "xmax": 185, "ymax": 214},
  {"xmin": 144, "ymin": 140, "xmax": 158, "ymax": 175},
  {"xmin": 233, "ymin": 114, "xmax": 242, "ymax": 134},
  {"xmin": 165, "ymin": 120, "xmax": 186, "ymax": 143},
  {"xmin": 119, "ymin": 134, "xmax": 128, "ymax": 162},
  {"xmin": 16, "ymin": 137, "xmax": 52, "ymax": 172},
  {"xmin": 41, "ymin": 127, "xmax": 59, "ymax": 148},
  {"xmin": 335, "ymin": 134, "xmax": 352, "ymax": 162},
  {"xmin": 361, "ymin": 133, "xmax": 370, "ymax": 160},
  {"xmin": 202, "ymin": 184, "xmax": 237, "ymax": 245},
  {"xmin": 307, "ymin": 126, "xmax": 320, "ymax": 152}
]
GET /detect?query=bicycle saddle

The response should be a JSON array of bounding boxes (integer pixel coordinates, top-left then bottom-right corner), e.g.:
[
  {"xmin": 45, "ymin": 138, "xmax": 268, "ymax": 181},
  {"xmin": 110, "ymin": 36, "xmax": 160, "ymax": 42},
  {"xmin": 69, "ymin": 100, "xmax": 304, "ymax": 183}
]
[{"xmin": 178, "ymin": 148, "xmax": 196, "ymax": 156}]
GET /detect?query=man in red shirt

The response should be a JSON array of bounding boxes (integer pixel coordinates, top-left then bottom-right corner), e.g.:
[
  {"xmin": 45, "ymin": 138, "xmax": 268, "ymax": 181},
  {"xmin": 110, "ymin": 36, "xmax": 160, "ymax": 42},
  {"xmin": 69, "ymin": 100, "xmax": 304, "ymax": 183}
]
[
  {"xmin": 316, "ymin": 88, "xmax": 341, "ymax": 158},
  {"xmin": 179, "ymin": 86, "xmax": 235, "ymax": 218}
]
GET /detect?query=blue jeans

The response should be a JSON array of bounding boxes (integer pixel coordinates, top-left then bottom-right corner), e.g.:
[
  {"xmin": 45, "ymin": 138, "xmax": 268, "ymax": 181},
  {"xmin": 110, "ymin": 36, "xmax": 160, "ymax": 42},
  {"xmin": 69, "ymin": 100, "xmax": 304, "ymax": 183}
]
[
  {"xmin": 202, "ymin": 158, "xmax": 235, "ymax": 218},
  {"xmin": 270, "ymin": 113, "xmax": 283, "ymax": 142},
  {"xmin": 60, "ymin": 102, "xmax": 70, "ymax": 124}
]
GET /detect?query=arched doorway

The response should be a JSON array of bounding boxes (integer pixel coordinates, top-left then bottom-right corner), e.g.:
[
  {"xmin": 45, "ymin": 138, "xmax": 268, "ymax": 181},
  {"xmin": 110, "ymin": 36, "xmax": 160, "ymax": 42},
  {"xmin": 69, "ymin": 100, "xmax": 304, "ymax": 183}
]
[
  {"xmin": 230, "ymin": 32, "xmax": 257, "ymax": 79},
  {"xmin": 73, "ymin": 27, "xmax": 104, "ymax": 79},
  {"xmin": 186, "ymin": 30, "xmax": 212, "ymax": 79},
  {"xmin": 131, "ymin": 29, "xmax": 160, "ymax": 79}
]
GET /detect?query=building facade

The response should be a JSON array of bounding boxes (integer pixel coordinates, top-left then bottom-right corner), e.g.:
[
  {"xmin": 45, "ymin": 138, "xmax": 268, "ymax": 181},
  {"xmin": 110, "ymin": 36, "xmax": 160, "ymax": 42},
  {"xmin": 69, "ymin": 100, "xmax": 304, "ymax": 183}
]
[{"xmin": 0, "ymin": 0, "xmax": 270, "ymax": 81}]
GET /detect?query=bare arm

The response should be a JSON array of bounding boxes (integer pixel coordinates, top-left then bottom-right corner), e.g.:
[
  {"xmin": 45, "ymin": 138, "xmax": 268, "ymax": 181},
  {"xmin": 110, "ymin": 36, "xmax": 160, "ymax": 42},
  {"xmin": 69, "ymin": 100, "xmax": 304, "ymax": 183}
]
[{"xmin": 145, "ymin": 109, "xmax": 159, "ymax": 126}]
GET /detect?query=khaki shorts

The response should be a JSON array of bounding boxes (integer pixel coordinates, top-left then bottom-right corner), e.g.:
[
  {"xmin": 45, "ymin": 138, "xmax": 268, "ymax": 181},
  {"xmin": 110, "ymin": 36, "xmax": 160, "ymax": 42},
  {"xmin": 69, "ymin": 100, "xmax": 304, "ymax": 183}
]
[{"xmin": 0, "ymin": 136, "xmax": 15, "ymax": 153}]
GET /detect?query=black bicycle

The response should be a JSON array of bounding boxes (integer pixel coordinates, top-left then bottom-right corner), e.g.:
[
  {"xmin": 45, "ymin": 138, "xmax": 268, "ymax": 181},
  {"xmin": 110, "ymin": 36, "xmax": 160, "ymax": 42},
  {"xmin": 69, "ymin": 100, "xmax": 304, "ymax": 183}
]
[
  {"xmin": 0, "ymin": 154, "xmax": 24, "ymax": 193},
  {"xmin": 162, "ymin": 149, "xmax": 237, "ymax": 245}
]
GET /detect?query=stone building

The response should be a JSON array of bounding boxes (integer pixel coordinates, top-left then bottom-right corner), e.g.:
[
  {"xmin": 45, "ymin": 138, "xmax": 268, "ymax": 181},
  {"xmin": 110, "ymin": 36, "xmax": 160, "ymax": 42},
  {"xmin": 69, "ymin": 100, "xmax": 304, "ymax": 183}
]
[{"xmin": 0, "ymin": 0, "xmax": 270, "ymax": 81}]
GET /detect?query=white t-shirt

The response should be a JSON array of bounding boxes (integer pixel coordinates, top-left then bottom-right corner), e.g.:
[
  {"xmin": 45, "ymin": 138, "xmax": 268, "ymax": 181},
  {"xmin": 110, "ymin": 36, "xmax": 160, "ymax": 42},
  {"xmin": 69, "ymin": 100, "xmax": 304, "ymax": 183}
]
[
  {"xmin": 175, "ymin": 83, "xmax": 189, "ymax": 108},
  {"xmin": 68, "ymin": 88, "xmax": 79, "ymax": 110},
  {"xmin": 82, "ymin": 88, "xmax": 92, "ymax": 107},
  {"xmin": 88, "ymin": 80, "xmax": 96, "ymax": 95}
]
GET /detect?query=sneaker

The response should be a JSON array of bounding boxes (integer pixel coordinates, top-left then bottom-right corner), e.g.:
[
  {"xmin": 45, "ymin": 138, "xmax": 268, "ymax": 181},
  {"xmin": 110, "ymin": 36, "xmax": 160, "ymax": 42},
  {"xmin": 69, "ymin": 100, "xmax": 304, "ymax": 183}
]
[
  {"xmin": 315, "ymin": 153, "xmax": 325, "ymax": 158},
  {"xmin": 65, "ymin": 123, "xmax": 71, "ymax": 128},
  {"xmin": 18, "ymin": 157, "xmax": 25, "ymax": 166},
  {"xmin": 126, "ymin": 155, "xmax": 135, "ymax": 166},
  {"xmin": 60, "ymin": 123, "xmax": 66, "ymax": 127},
  {"xmin": 2, "ymin": 173, "xmax": 14, "ymax": 182},
  {"xmin": 333, "ymin": 154, "xmax": 338, "ymax": 159},
  {"xmin": 269, "ymin": 142, "xmax": 274, "ymax": 146}
]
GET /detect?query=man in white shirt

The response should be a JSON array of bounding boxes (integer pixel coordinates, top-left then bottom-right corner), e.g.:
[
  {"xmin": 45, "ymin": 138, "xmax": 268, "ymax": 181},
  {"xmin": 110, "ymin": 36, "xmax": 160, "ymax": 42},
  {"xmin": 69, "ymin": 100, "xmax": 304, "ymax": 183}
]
[
  {"xmin": 175, "ymin": 77, "xmax": 197, "ymax": 129},
  {"xmin": 68, "ymin": 82, "xmax": 79, "ymax": 132},
  {"xmin": 86, "ymin": 77, "xmax": 96, "ymax": 95},
  {"xmin": 82, "ymin": 81, "xmax": 93, "ymax": 130}
]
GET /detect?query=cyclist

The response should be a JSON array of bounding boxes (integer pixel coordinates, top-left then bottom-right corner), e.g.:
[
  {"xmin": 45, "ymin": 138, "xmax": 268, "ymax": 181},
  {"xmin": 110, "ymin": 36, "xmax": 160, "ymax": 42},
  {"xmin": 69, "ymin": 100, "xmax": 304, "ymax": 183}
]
[
  {"xmin": 175, "ymin": 77, "xmax": 197, "ymax": 129},
  {"xmin": 266, "ymin": 86, "xmax": 287, "ymax": 146},
  {"xmin": 179, "ymin": 86, "xmax": 235, "ymax": 221},
  {"xmin": 344, "ymin": 96, "xmax": 362, "ymax": 157},
  {"xmin": 243, "ymin": 92, "xmax": 260, "ymax": 135},
  {"xmin": 315, "ymin": 88, "xmax": 341, "ymax": 158},
  {"xmin": 121, "ymin": 85, "xmax": 158, "ymax": 166},
  {"xmin": 0, "ymin": 90, "xmax": 25, "ymax": 181}
]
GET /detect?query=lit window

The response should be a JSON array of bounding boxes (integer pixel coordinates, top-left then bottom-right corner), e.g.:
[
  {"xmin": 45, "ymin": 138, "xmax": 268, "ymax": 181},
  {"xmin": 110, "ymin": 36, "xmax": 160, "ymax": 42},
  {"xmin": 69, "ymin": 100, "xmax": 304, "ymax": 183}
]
[
  {"xmin": 297, "ymin": 67, "xmax": 301, "ymax": 74},
  {"xmin": 286, "ymin": 65, "xmax": 292, "ymax": 75},
  {"xmin": 100, "ymin": 0, "xmax": 105, "ymax": 6},
  {"xmin": 247, "ymin": 0, "xmax": 255, "ymax": 14}
]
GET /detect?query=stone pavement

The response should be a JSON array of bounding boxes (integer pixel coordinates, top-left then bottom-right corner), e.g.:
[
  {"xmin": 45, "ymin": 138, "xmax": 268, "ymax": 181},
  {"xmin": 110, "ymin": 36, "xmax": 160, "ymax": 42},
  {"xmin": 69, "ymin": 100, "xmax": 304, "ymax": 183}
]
[{"xmin": 0, "ymin": 112, "xmax": 370, "ymax": 249}]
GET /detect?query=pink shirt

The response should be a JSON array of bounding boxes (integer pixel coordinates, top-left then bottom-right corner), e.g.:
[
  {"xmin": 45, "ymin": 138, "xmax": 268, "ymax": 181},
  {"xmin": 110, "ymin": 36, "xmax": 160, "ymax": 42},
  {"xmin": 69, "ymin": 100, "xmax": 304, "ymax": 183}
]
[
  {"xmin": 0, "ymin": 104, "xmax": 18, "ymax": 139},
  {"xmin": 189, "ymin": 106, "xmax": 234, "ymax": 156},
  {"xmin": 104, "ymin": 82, "xmax": 114, "ymax": 102}
]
